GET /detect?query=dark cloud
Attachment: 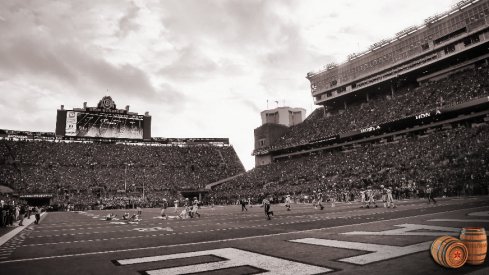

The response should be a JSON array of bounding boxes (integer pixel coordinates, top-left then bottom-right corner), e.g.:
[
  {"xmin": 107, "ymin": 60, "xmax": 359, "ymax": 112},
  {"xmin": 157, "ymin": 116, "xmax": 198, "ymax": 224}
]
[
  {"xmin": 0, "ymin": 0, "xmax": 185, "ymax": 108},
  {"xmin": 0, "ymin": 36, "xmax": 183, "ymax": 104},
  {"xmin": 0, "ymin": 37, "xmax": 78, "ymax": 83},
  {"xmin": 158, "ymin": 0, "xmax": 296, "ymax": 51},
  {"xmin": 157, "ymin": 45, "xmax": 244, "ymax": 80},
  {"xmin": 117, "ymin": 1, "xmax": 140, "ymax": 37},
  {"xmin": 158, "ymin": 45, "xmax": 218, "ymax": 79}
]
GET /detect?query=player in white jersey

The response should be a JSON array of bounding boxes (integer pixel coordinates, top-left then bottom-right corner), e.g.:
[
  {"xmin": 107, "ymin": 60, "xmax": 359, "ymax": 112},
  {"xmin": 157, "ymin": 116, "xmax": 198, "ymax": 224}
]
[
  {"xmin": 191, "ymin": 197, "xmax": 201, "ymax": 218},
  {"xmin": 360, "ymin": 189, "xmax": 366, "ymax": 208},
  {"xmin": 386, "ymin": 187, "xmax": 396, "ymax": 208},
  {"xmin": 330, "ymin": 189, "xmax": 336, "ymax": 208},
  {"xmin": 285, "ymin": 194, "xmax": 292, "ymax": 211},
  {"xmin": 365, "ymin": 186, "xmax": 378, "ymax": 208},
  {"xmin": 174, "ymin": 199, "xmax": 179, "ymax": 213},
  {"xmin": 178, "ymin": 198, "xmax": 191, "ymax": 219}
]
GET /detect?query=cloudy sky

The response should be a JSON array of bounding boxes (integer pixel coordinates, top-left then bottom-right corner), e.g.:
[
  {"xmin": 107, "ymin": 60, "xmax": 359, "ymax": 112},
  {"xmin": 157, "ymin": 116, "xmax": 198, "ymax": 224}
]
[{"xmin": 0, "ymin": 0, "xmax": 460, "ymax": 170}]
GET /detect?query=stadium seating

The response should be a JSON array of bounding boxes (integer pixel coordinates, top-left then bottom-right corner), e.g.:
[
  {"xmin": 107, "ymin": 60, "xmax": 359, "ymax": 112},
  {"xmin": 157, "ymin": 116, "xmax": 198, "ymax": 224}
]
[
  {"xmin": 263, "ymin": 66, "xmax": 489, "ymax": 152},
  {"xmin": 212, "ymin": 124, "xmax": 489, "ymax": 204},
  {"xmin": 0, "ymin": 140, "xmax": 244, "ymax": 207}
]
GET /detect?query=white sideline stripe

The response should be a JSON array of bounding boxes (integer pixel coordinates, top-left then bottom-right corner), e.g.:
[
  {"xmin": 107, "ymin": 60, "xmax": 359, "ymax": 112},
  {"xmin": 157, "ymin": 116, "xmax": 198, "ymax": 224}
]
[
  {"xmin": 0, "ymin": 213, "xmax": 46, "ymax": 247},
  {"xmin": 429, "ymin": 219, "xmax": 489, "ymax": 222},
  {"xmin": 468, "ymin": 211, "xmax": 489, "ymax": 217},
  {"xmin": 0, "ymin": 205, "xmax": 488, "ymax": 264}
]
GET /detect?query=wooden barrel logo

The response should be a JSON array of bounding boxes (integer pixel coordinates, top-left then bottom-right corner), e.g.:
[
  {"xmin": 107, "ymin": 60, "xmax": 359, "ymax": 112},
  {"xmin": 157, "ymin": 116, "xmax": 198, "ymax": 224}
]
[
  {"xmin": 460, "ymin": 227, "xmax": 487, "ymax": 265},
  {"xmin": 431, "ymin": 236, "xmax": 468, "ymax": 268}
]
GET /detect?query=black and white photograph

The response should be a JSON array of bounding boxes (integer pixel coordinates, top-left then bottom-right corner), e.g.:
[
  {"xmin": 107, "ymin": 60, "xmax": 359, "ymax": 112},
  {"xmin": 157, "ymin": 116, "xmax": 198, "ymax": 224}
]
[{"xmin": 0, "ymin": 0, "xmax": 488, "ymax": 274}]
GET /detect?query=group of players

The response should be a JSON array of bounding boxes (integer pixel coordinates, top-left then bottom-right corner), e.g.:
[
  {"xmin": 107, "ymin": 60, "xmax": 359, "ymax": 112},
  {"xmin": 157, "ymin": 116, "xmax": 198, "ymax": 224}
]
[
  {"xmin": 160, "ymin": 197, "xmax": 201, "ymax": 220},
  {"xmin": 305, "ymin": 185, "xmax": 397, "ymax": 211},
  {"xmin": 102, "ymin": 185, "xmax": 405, "ymax": 223},
  {"xmin": 360, "ymin": 185, "xmax": 397, "ymax": 208}
]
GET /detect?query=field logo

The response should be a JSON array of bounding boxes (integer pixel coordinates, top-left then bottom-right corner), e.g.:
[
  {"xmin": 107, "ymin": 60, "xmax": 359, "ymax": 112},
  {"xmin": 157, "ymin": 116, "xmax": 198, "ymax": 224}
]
[
  {"xmin": 113, "ymin": 248, "xmax": 332, "ymax": 274},
  {"xmin": 291, "ymin": 237, "xmax": 430, "ymax": 265}
]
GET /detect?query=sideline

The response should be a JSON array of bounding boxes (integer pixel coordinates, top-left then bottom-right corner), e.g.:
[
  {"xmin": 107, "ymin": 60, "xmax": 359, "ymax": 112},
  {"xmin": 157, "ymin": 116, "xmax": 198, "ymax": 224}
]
[
  {"xmin": 0, "ymin": 204, "xmax": 487, "ymax": 264},
  {"xmin": 0, "ymin": 212, "xmax": 47, "ymax": 247}
]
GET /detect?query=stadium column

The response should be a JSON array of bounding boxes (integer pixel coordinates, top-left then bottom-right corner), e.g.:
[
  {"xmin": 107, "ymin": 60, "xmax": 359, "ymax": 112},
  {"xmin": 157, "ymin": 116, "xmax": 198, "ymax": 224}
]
[
  {"xmin": 344, "ymin": 101, "xmax": 347, "ymax": 110},
  {"xmin": 366, "ymin": 92, "xmax": 369, "ymax": 102},
  {"xmin": 391, "ymin": 84, "xmax": 395, "ymax": 97}
]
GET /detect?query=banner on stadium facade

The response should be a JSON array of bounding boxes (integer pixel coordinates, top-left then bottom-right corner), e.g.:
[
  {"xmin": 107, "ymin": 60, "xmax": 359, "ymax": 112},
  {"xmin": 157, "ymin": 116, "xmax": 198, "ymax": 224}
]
[
  {"xmin": 65, "ymin": 111, "xmax": 77, "ymax": 136},
  {"xmin": 19, "ymin": 194, "xmax": 53, "ymax": 198},
  {"xmin": 360, "ymin": 125, "xmax": 380, "ymax": 133}
]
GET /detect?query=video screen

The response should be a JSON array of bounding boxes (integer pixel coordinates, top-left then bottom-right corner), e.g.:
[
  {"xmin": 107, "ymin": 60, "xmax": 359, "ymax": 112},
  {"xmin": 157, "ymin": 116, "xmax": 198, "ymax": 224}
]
[{"xmin": 65, "ymin": 111, "xmax": 143, "ymax": 139}]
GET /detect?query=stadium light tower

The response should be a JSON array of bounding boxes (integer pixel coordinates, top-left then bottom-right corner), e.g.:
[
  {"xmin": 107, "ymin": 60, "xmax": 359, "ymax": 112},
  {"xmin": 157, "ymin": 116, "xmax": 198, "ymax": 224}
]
[{"xmin": 124, "ymin": 162, "xmax": 133, "ymax": 192}]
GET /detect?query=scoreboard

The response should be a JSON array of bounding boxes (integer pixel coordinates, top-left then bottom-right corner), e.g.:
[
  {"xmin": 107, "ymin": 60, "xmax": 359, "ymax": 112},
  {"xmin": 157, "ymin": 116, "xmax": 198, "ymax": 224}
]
[
  {"xmin": 65, "ymin": 111, "xmax": 144, "ymax": 139},
  {"xmin": 56, "ymin": 96, "xmax": 151, "ymax": 140}
]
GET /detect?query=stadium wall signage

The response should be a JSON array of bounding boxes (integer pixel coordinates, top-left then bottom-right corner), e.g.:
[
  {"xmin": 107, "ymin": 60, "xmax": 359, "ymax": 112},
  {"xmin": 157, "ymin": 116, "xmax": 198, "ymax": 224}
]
[
  {"xmin": 415, "ymin": 112, "xmax": 431, "ymax": 120},
  {"xmin": 360, "ymin": 126, "xmax": 381, "ymax": 133},
  {"xmin": 19, "ymin": 194, "xmax": 53, "ymax": 198}
]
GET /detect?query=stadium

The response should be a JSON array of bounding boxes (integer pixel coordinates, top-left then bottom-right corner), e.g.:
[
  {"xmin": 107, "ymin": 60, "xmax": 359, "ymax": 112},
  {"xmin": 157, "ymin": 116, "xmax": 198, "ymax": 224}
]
[{"xmin": 1, "ymin": 0, "xmax": 489, "ymax": 274}]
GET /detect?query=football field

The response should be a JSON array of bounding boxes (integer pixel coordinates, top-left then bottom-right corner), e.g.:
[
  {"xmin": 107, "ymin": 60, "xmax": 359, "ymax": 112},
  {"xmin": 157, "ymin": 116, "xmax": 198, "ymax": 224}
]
[{"xmin": 1, "ymin": 197, "xmax": 488, "ymax": 274}]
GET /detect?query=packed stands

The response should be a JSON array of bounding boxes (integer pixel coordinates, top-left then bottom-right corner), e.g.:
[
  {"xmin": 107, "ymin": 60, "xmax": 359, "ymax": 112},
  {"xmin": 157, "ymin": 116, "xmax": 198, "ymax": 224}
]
[
  {"xmin": 0, "ymin": 140, "xmax": 244, "ymax": 208},
  {"xmin": 213, "ymin": 123, "xmax": 489, "ymax": 204},
  {"xmin": 262, "ymin": 65, "xmax": 489, "ymax": 152}
]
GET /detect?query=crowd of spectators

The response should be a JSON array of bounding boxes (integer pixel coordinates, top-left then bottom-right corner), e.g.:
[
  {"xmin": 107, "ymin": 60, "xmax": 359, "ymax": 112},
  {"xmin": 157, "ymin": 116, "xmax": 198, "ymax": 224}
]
[
  {"xmin": 212, "ymin": 123, "xmax": 489, "ymax": 204},
  {"xmin": 0, "ymin": 141, "xmax": 244, "ymax": 208},
  {"xmin": 0, "ymin": 197, "xmax": 33, "ymax": 228},
  {"xmin": 262, "ymin": 65, "xmax": 489, "ymax": 152}
]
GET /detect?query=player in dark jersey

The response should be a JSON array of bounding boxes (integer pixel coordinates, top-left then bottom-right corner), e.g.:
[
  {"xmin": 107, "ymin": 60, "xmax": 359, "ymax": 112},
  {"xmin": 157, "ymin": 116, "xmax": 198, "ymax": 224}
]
[
  {"xmin": 426, "ymin": 185, "xmax": 437, "ymax": 204},
  {"xmin": 381, "ymin": 185, "xmax": 388, "ymax": 208},
  {"xmin": 316, "ymin": 189, "xmax": 324, "ymax": 210},
  {"xmin": 240, "ymin": 197, "xmax": 248, "ymax": 212},
  {"xmin": 160, "ymin": 198, "xmax": 168, "ymax": 218},
  {"xmin": 261, "ymin": 194, "xmax": 274, "ymax": 220}
]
